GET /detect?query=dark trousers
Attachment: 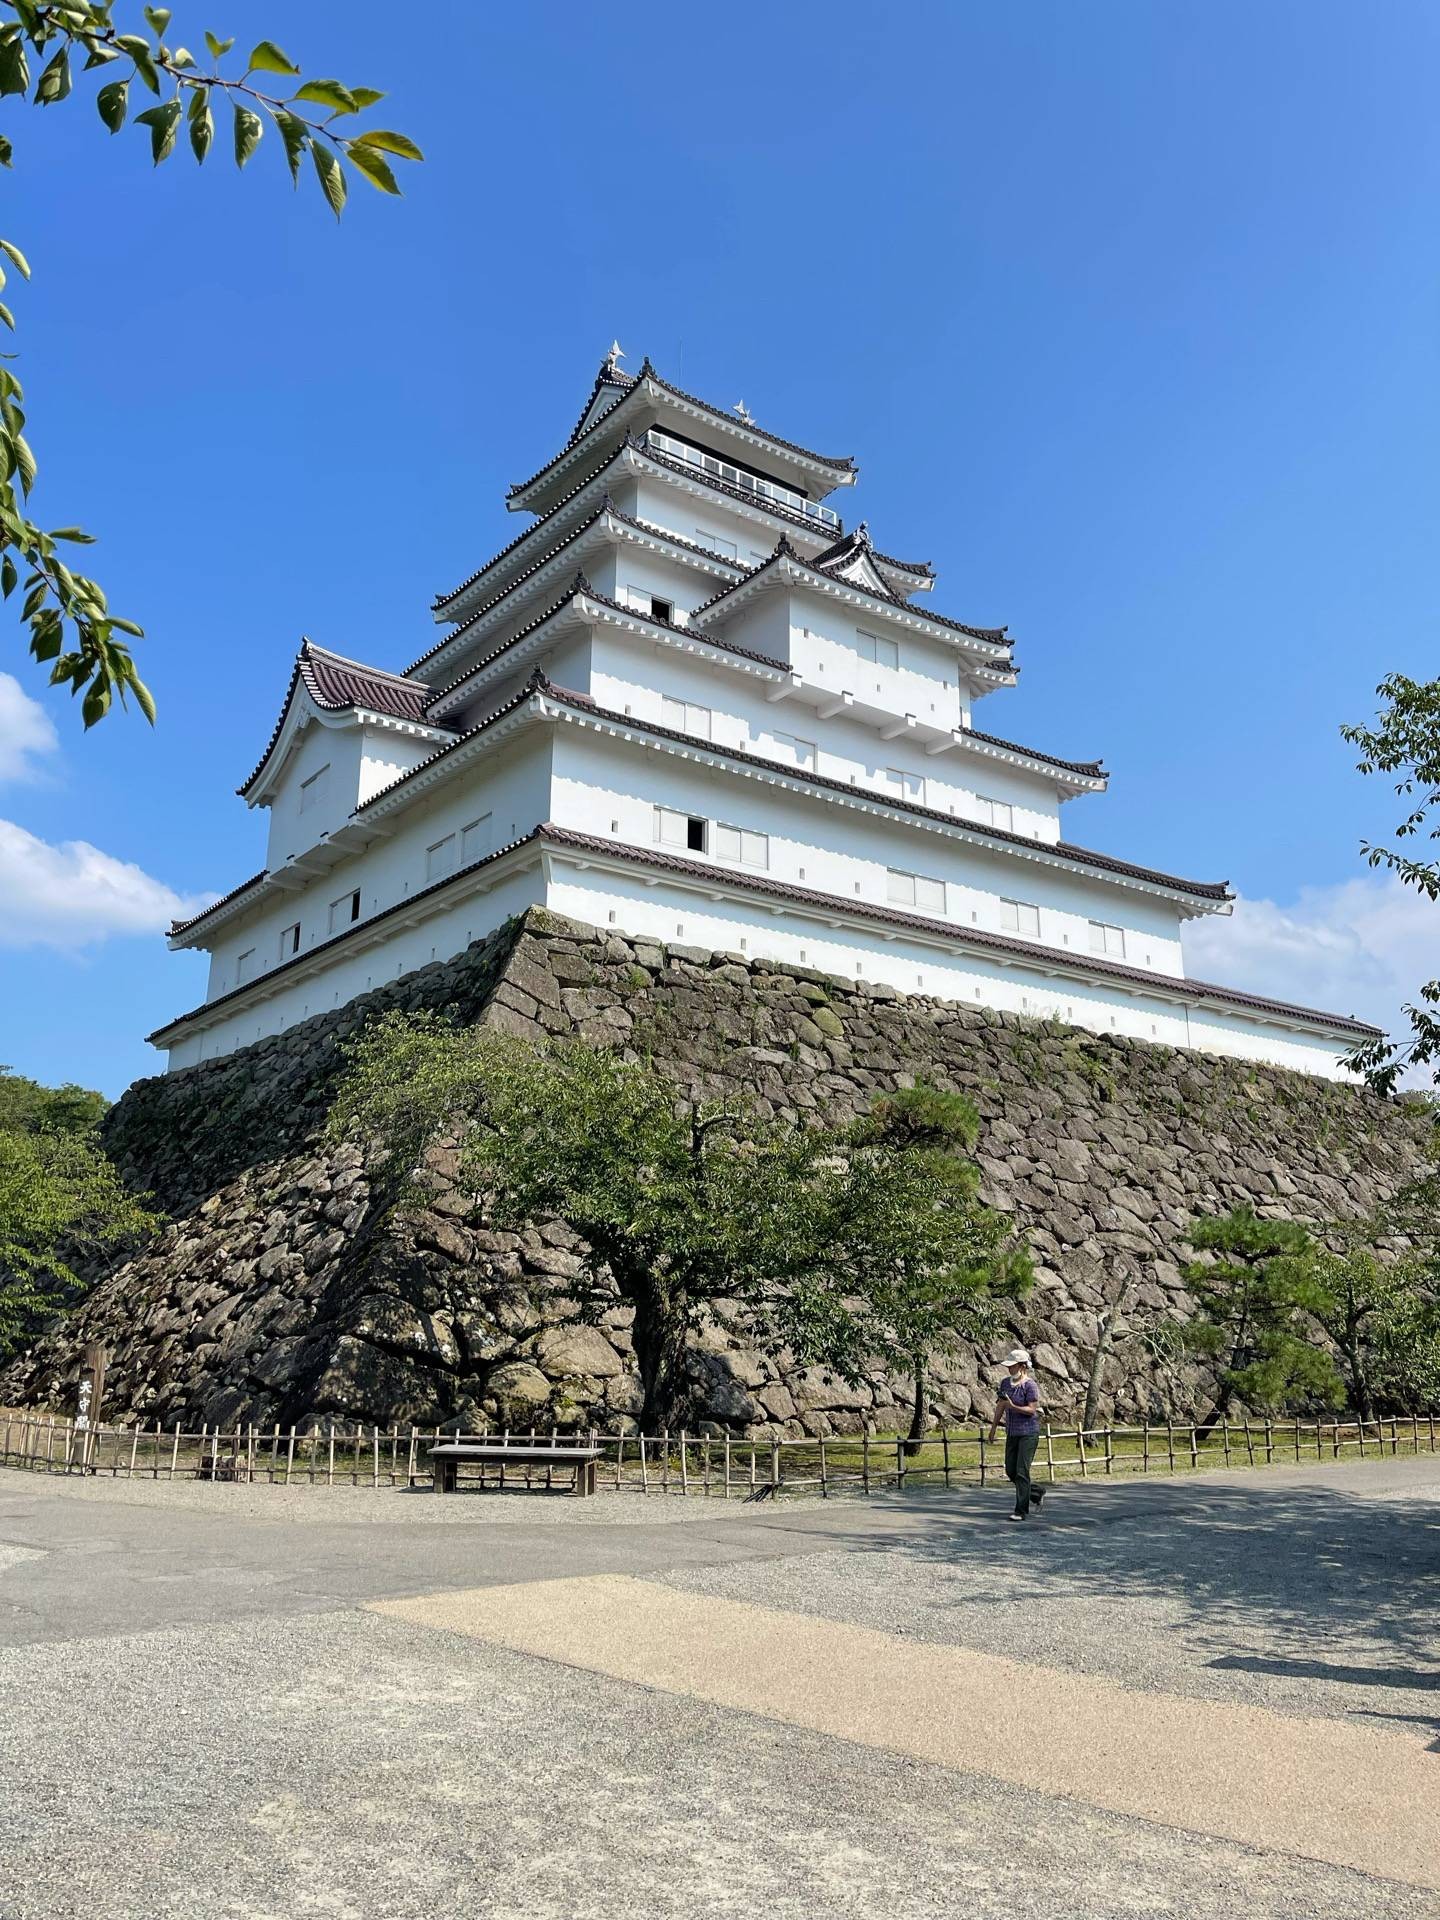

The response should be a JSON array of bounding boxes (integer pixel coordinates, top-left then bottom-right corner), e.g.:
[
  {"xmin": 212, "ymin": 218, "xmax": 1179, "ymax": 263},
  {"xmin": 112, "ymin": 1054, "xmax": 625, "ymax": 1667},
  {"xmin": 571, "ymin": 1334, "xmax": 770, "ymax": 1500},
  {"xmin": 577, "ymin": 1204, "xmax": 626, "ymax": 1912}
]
[{"xmin": 1004, "ymin": 1432, "xmax": 1041, "ymax": 1514}]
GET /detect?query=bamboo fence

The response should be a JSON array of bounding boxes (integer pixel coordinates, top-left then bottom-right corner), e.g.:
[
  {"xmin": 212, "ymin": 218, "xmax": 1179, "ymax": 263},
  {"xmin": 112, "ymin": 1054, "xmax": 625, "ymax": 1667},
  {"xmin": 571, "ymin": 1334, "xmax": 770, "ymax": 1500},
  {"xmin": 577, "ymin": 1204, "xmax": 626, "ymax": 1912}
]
[{"xmin": 1, "ymin": 1407, "xmax": 1435, "ymax": 1497}]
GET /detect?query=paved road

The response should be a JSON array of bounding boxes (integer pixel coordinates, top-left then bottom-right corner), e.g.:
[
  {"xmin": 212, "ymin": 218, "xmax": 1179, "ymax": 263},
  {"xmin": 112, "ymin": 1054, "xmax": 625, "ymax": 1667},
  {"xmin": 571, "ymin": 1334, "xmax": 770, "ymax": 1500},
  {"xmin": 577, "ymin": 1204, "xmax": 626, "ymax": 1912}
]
[{"xmin": 2, "ymin": 1456, "xmax": 1437, "ymax": 1918}]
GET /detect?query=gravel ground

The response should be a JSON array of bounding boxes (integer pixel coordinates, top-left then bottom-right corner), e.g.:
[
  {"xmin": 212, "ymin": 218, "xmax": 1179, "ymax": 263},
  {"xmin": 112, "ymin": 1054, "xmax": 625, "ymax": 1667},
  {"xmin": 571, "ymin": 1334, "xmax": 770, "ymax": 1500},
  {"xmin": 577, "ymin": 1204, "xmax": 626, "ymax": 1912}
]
[
  {"xmin": 0, "ymin": 1607, "xmax": 1419, "ymax": 1920},
  {"xmin": 3, "ymin": 1454, "xmax": 1436, "ymax": 1917},
  {"xmin": 0, "ymin": 1464, "xmax": 820, "ymax": 1525}
]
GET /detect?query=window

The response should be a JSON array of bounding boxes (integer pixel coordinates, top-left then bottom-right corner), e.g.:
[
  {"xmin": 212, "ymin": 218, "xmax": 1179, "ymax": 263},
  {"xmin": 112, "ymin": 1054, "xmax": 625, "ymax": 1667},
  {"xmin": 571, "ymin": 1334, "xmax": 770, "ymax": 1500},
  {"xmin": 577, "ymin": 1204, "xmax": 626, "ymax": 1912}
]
[
  {"xmin": 328, "ymin": 890, "xmax": 360, "ymax": 935},
  {"xmin": 426, "ymin": 833, "xmax": 457, "ymax": 881},
  {"xmin": 650, "ymin": 595, "xmax": 673, "ymax": 624},
  {"xmin": 883, "ymin": 767, "xmax": 926, "ymax": 805},
  {"xmin": 279, "ymin": 922, "xmax": 301, "ymax": 959},
  {"xmin": 696, "ymin": 527, "xmax": 738, "ymax": 559},
  {"xmin": 856, "ymin": 629, "xmax": 900, "ymax": 671},
  {"xmin": 713, "ymin": 823, "xmax": 768, "ymax": 868},
  {"xmin": 661, "ymin": 696, "xmax": 712, "ymax": 738},
  {"xmin": 461, "ymin": 814, "xmax": 493, "ymax": 865},
  {"xmin": 235, "ymin": 947, "xmax": 256, "ymax": 985},
  {"xmin": 887, "ymin": 869, "xmax": 946, "ymax": 913},
  {"xmin": 1088, "ymin": 920, "xmax": 1126, "ymax": 959},
  {"xmin": 298, "ymin": 764, "xmax": 329, "ymax": 814},
  {"xmin": 976, "ymin": 796, "xmax": 1014, "ymax": 832},
  {"xmin": 1000, "ymin": 898, "xmax": 1040, "ymax": 939},
  {"xmin": 772, "ymin": 731, "xmax": 817, "ymax": 769},
  {"xmin": 655, "ymin": 806, "xmax": 706, "ymax": 852}
]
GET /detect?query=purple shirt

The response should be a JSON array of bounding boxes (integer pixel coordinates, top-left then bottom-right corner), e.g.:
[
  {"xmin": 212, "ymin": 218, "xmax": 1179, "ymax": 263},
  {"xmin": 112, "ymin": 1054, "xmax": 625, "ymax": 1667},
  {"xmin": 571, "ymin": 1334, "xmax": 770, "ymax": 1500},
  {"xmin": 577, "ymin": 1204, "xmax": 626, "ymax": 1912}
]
[{"xmin": 999, "ymin": 1377, "xmax": 1040, "ymax": 1435}]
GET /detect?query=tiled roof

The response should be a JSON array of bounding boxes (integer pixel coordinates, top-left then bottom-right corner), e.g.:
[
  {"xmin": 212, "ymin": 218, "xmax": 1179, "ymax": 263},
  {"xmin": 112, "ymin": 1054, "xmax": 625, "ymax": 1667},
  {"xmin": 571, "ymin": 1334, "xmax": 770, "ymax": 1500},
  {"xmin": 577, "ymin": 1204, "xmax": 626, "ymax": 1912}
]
[
  {"xmin": 236, "ymin": 642, "xmax": 448, "ymax": 800},
  {"xmin": 424, "ymin": 579, "xmax": 788, "ymax": 717},
  {"xmin": 168, "ymin": 870, "xmax": 266, "ymax": 938},
  {"xmin": 506, "ymin": 358, "xmax": 857, "ymax": 505},
  {"xmin": 154, "ymin": 819, "xmax": 1379, "ymax": 1047},
  {"xmin": 811, "ymin": 524, "xmax": 935, "ymax": 585},
  {"xmin": 421, "ymin": 502, "xmax": 747, "ymax": 684},
  {"xmin": 428, "ymin": 434, "xmax": 835, "ymax": 629},
  {"xmin": 538, "ymin": 828, "xmax": 1378, "ymax": 1037},
  {"xmin": 959, "ymin": 725, "xmax": 1104, "ymax": 781},
  {"xmin": 541, "ymin": 685, "xmax": 1216, "ymax": 901},
  {"xmin": 692, "ymin": 536, "xmax": 1012, "ymax": 653}
]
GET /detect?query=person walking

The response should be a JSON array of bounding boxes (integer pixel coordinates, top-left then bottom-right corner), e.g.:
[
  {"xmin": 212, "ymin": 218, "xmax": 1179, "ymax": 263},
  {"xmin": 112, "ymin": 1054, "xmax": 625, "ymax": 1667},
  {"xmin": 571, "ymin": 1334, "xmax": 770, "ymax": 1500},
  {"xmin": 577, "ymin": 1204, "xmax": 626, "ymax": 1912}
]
[{"xmin": 988, "ymin": 1347, "xmax": 1046, "ymax": 1520}]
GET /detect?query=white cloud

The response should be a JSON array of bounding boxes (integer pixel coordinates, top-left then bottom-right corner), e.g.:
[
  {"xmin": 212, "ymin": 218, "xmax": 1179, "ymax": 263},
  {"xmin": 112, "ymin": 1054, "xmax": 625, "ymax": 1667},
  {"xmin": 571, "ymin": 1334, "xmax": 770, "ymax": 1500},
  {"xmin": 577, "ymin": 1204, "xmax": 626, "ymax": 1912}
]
[
  {"xmin": 0, "ymin": 672, "xmax": 59, "ymax": 783},
  {"xmin": 0, "ymin": 818, "xmax": 213, "ymax": 951},
  {"xmin": 1183, "ymin": 873, "xmax": 1437, "ymax": 1066}
]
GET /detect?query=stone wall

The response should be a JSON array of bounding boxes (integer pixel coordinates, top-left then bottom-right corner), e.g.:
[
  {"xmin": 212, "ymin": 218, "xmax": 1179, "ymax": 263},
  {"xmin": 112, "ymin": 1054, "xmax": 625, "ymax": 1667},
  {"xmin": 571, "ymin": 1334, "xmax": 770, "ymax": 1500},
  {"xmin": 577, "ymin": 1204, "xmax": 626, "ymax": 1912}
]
[{"xmin": 4, "ymin": 908, "xmax": 1432, "ymax": 1435}]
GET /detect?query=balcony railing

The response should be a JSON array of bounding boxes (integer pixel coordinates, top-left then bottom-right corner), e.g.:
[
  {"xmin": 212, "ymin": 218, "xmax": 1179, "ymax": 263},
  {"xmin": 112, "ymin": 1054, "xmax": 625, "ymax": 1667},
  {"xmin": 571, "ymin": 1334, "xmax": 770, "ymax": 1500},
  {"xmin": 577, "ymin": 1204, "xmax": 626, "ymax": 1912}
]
[{"xmin": 644, "ymin": 429, "xmax": 841, "ymax": 531}]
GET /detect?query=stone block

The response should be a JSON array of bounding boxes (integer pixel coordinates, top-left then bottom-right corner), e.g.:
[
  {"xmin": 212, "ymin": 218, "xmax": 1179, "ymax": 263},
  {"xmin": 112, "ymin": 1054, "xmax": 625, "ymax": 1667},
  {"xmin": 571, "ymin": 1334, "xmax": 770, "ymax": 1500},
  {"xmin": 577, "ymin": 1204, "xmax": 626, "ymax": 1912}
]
[{"xmin": 533, "ymin": 1323, "xmax": 625, "ymax": 1380}]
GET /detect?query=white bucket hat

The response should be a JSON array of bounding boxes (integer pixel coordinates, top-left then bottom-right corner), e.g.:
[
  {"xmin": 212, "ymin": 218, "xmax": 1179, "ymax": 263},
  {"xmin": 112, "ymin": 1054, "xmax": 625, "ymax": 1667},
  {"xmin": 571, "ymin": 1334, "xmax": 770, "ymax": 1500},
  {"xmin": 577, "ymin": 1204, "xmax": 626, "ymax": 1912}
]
[{"xmin": 1001, "ymin": 1347, "xmax": 1031, "ymax": 1369}]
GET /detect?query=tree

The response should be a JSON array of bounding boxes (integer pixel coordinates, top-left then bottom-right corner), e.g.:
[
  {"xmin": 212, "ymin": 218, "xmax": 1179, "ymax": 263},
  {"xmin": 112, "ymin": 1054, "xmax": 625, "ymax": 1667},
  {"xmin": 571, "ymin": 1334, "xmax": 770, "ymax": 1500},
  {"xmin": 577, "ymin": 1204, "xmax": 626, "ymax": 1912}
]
[
  {"xmin": 326, "ymin": 1014, "xmax": 1031, "ymax": 1432},
  {"xmin": 1181, "ymin": 1208, "xmax": 1342, "ymax": 1427},
  {"xmin": 1340, "ymin": 673, "xmax": 1440, "ymax": 1093},
  {"xmin": 0, "ymin": 1064, "xmax": 107, "ymax": 1133},
  {"xmin": 1310, "ymin": 1238, "xmax": 1436, "ymax": 1419},
  {"xmin": 0, "ymin": 3, "xmax": 422, "ymax": 726},
  {"xmin": 825, "ymin": 1082, "xmax": 1031, "ymax": 1451},
  {"xmin": 0, "ymin": 1092, "xmax": 156, "ymax": 1359}
]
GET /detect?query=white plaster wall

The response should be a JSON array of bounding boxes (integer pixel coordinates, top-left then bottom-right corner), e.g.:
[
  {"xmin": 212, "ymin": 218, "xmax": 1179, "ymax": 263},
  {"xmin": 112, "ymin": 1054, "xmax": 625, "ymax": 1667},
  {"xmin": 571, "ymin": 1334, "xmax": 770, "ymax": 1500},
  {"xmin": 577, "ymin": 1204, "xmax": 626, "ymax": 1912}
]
[
  {"xmin": 542, "ymin": 862, "xmax": 1355, "ymax": 1081},
  {"xmin": 204, "ymin": 729, "xmax": 555, "ymax": 1004},
  {"xmin": 169, "ymin": 861, "xmax": 545, "ymax": 1070},
  {"xmin": 358, "ymin": 726, "xmax": 443, "ymax": 805},
  {"xmin": 547, "ymin": 724, "xmax": 1187, "ymax": 976},
  {"xmin": 776, "ymin": 585, "xmax": 969, "ymax": 730},
  {"xmin": 264, "ymin": 722, "xmax": 366, "ymax": 869}
]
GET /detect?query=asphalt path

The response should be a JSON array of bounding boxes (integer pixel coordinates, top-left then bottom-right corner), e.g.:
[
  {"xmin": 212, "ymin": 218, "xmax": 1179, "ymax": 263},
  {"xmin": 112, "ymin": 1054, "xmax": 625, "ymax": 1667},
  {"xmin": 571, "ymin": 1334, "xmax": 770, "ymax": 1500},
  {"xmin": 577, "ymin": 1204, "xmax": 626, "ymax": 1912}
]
[{"xmin": 2, "ymin": 1455, "xmax": 1437, "ymax": 1918}]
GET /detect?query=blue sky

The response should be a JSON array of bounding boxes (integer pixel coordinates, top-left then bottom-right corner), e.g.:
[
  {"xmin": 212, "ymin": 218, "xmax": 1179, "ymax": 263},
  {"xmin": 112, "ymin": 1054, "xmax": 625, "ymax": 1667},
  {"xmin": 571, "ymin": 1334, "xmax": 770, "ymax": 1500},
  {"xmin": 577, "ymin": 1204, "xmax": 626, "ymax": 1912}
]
[{"xmin": 1, "ymin": 1, "xmax": 1435, "ymax": 1098}]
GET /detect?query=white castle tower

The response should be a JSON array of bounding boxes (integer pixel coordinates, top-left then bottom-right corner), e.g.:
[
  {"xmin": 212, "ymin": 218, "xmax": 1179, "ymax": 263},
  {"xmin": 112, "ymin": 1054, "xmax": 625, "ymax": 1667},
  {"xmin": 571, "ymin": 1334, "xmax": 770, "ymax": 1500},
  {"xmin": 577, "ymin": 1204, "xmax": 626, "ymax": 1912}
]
[{"xmin": 155, "ymin": 355, "xmax": 1375, "ymax": 1076}]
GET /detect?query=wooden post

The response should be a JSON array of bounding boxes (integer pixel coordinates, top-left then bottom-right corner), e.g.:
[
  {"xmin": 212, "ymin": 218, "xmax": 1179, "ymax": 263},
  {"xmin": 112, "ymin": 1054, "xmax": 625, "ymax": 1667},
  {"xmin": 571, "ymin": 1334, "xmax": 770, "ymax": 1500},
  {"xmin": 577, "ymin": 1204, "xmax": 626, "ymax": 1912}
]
[
  {"xmin": 1293, "ymin": 1416, "xmax": 1301, "ymax": 1463},
  {"xmin": 1044, "ymin": 1426, "xmax": 1055, "ymax": 1485},
  {"xmin": 1141, "ymin": 1421, "xmax": 1150, "ymax": 1474},
  {"xmin": 372, "ymin": 1426, "xmax": 380, "ymax": 1489},
  {"xmin": 1221, "ymin": 1417, "xmax": 1231, "ymax": 1469},
  {"xmin": 723, "ymin": 1432, "xmax": 730, "ymax": 1499},
  {"xmin": 770, "ymin": 1436, "xmax": 780, "ymax": 1491},
  {"xmin": 1078, "ymin": 1427, "xmax": 1089, "ymax": 1478},
  {"xmin": 1188, "ymin": 1424, "xmax": 1198, "ymax": 1470},
  {"xmin": 1263, "ymin": 1419, "xmax": 1273, "ymax": 1466},
  {"xmin": 615, "ymin": 1429, "xmax": 625, "ymax": 1492},
  {"xmin": 639, "ymin": 1433, "xmax": 648, "ymax": 1492},
  {"xmin": 127, "ymin": 1427, "xmax": 140, "ymax": 1479},
  {"xmin": 661, "ymin": 1430, "xmax": 670, "ymax": 1495},
  {"xmin": 978, "ymin": 1425, "xmax": 987, "ymax": 1487},
  {"xmin": 679, "ymin": 1430, "xmax": 689, "ymax": 1496},
  {"xmin": 818, "ymin": 1434, "xmax": 828, "ymax": 1498},
  {"xmin": 862, "ymin": 1428, "xmax": 871, "ymax": 1494},
  {"xmin": 941, "ymin": 1425, "xmax": 950, "ymax": 1490},
  {"xmin": 1104, "ymin": 1427, "xmax": 1113, "ymax": 1476}
]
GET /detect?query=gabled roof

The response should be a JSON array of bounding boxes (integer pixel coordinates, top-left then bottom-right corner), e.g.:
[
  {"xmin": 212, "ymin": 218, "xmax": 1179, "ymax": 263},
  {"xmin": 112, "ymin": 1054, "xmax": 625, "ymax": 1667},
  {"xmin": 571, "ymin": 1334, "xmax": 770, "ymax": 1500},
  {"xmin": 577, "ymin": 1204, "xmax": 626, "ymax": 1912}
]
[
  {"xmin": 424, "ymin": 576, "xmax": 789, "ymax": 720},
  {"xmin": 692, "ymin": 534, "xmax": 1012, "ymax": 662},
  {"xmin": 416, "ymin": 501, "xmax": 748, "ymax": 691},
  {"xmin": 168, "ymin": 869, "xmax": 266, "ymax": 938},
  {"xmin": 237, "ymin": 642, "xmax": 450, "ymax": 800},
  {"xmin": 810, "ymin": 523, "xmax": 935, "ymax": 597},
  {"xmin": 506, "ymin": 358, "xmax": 857, "ymax": 509},
  {"xmin": 429, "ymin": 433, "xmax": 840, "ymax": 627}
]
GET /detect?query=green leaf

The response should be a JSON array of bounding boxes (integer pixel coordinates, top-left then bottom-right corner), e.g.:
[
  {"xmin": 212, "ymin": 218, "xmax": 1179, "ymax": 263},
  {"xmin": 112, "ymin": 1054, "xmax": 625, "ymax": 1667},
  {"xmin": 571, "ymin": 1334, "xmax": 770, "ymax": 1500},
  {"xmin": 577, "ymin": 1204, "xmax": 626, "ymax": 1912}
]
[
  {"xmin": 232, "ymin": 102, "xmax": 262, "ymax": 168},
  {"xmin": 116, "ymin": 35, "xmax": 161, "ymax": 93},
  {"xmin": 0, "ymin": 553, "xmax": 14, "ymax": 598},
  {"xmin": 135, "ymin": 99, "xmax": 182, "ymax": 164},
  {"xmin": 292, "ymin": 78, "xmax": 356, "ymax": 115},
  {"xmin": 247, "ymin": 39, "xmax": 298, "ymax": 78},
  {"xmin": 274, "ymin": 109, "xmax": 308, "ymax": 184},
  {"xmin": 130, "ymin": 673, "xmax": 157, "ymax": 724},
  {"xmin": 21, "ymin": 580, "xmax": 45, "ymax": 618},
  {"xmin": 0, "ymin": 302, "xmax": 12, "ymax": 332},
  {"xmin": 0, "ymin": 36, "xmax": 28, "ymax": 97},
  {"xmin": 350, "ymin": 87, "xmax": 385, "ymax": 110},
  {"xmin": 0, "ymin": 134, "xmax": 11, "ymax": 169},
  {"xmin": 82, "ymin": 683, "xmax": 111, "ymax": 729},
  {"xmin": 170, "ymin": 47, "xmax": 196, "ymax": 70},
  {"xmin": 51, "ymin": 526, "xmax": 95, "ymax": 543},
  {"xmin": 311, "ymin": 139, "xmax": 347, "ymax": 218},
  {"xmin": 204, "ymin": 31, "xmax": 234, "ymax": 59},
  {"xmin": 13, "ymin": 432, "xmax": 35, "ymax": 494},
  {"xmin": 35, "ymin": 46, "xmax": 72, "ymax": 105},
  {"xmin": 352, "ymin": 128, "xmax": 423, "ymax": 162},
  {"xmin": 144, "ymin": 7, "xmax": 172, "ymax": 37},
  {"xmin": 0, "ymin": 240, "xmax": 30, "ymax": 281},
  {"xmin": 96, "ymin": 75, "xmax": 128, "ymax": 131},
  {"xmin": 345, "ymin": 142, "xmax": 399, "ymax": 195},
  {"xmin": 111, "ymin": 616, "xmax": 144, "ymax": 638},
  {"xmin": 188, "ymin": 89, "xmax": 212, "ymax": 163}
]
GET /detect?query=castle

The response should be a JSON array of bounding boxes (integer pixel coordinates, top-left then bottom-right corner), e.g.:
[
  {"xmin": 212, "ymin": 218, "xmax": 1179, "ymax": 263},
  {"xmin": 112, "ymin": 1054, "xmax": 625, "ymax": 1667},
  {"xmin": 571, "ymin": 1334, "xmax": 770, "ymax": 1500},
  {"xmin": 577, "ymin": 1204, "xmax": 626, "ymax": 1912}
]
[{"xmin": 153, "ymin": 351, "xmax": 1375, "ymax": 1077}]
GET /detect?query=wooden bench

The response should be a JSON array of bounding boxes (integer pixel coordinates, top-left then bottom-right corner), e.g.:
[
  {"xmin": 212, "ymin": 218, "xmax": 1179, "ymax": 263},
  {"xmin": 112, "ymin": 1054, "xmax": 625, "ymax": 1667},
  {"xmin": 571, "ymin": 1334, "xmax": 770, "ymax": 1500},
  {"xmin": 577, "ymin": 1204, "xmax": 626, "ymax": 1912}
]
[{"xmin": 428, "ymin": 1442, "xmax": 601, "ymax": 1496}]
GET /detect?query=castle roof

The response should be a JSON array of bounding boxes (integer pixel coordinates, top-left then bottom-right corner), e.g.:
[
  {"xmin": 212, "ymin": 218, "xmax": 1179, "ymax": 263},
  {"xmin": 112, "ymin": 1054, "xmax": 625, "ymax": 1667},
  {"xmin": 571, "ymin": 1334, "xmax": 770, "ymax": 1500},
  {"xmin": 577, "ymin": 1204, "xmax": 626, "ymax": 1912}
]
[{"xmin": 237, "ymin": 642, "xmax": 449, "ymax": 801}]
